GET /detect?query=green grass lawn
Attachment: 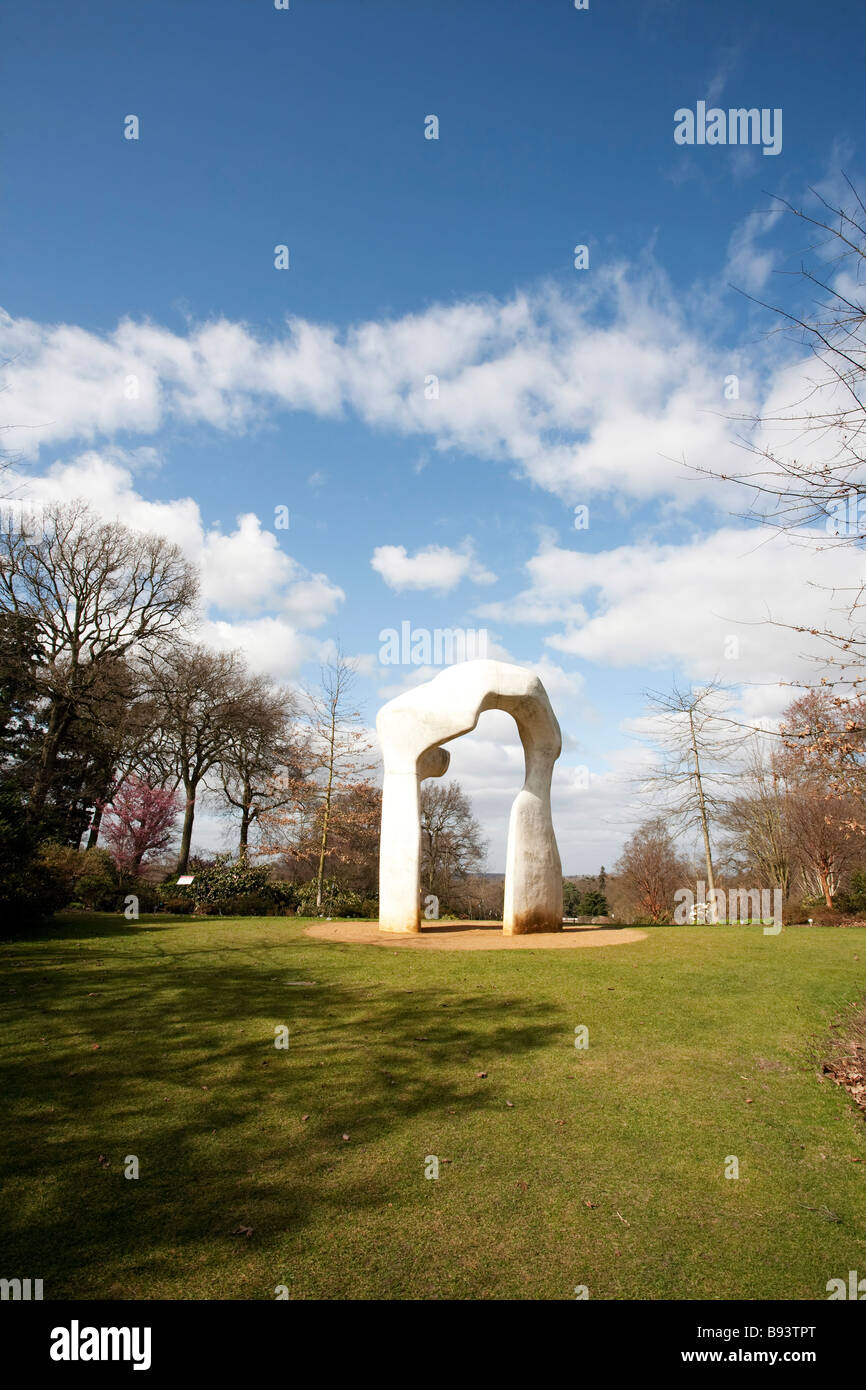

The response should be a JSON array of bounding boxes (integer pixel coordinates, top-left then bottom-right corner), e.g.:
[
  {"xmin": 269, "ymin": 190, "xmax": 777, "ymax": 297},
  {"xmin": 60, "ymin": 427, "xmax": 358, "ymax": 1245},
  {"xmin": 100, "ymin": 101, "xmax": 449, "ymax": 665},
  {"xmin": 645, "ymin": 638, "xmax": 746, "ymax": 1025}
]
[{"xmin": 1, "ymin": 913, "xmax": 864, "ymax": 1300}]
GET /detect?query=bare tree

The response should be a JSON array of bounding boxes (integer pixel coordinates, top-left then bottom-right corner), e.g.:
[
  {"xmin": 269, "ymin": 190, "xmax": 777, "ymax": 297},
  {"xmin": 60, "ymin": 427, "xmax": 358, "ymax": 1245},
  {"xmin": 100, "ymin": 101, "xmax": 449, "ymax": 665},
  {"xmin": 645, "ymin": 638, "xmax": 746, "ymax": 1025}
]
[
  {"xmin": 218, "ymin": 681, "xmax": 306, "ymax": 860},
  {"xmin": 779, "ymin": 687, "xmax": 866, "ymax": 804},
  {"xmin": 695, "ymin": 178, "xmax": 866, "ymax": 690},
  {"xmin": 0, "ymin": 500, "xmax": 197, "ymax": 821},
  {"xmin": 147, "ymin": 645, "xmax": 263, "ymax": 874},
  {"xmin": 717, "ymin": 179, "xmax": 866, "ymax": 541},
  {"xmin": 305, "ymin": 653, "xmax": 374, "ymax": 910},
  {"xmin": 638, "ymin": 682, "xmax": 748, "ymax": 921},
  {"xmin": 615, "ymin": 818, "xmax": 687, "ymax": 922},
  {"xmin": 419, "ymin": 778, "xmax": 486, "ymax": 904},
  {"xmin": 776, "ymin": 689, "xmax": 866, "ymax": 902},
  {"xmin": 720, "ymin": 735, "xmax": 794, "ymax": 899},
  {"xmin": 785, "ymin": 784, "xmax": 858, "ymax": 906},
  {"xmin": 258, "ymin": 779, "xmax": 382, "ymax": 898}
]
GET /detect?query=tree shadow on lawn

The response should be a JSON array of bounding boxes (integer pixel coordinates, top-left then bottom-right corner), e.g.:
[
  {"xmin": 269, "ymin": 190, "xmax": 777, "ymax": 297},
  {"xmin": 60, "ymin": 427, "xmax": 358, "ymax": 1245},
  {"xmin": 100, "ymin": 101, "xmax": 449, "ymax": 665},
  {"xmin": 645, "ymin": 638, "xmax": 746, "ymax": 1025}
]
[{"xmin": 0, "ymin": 918, "xmax": 563, "ymax": 1296}]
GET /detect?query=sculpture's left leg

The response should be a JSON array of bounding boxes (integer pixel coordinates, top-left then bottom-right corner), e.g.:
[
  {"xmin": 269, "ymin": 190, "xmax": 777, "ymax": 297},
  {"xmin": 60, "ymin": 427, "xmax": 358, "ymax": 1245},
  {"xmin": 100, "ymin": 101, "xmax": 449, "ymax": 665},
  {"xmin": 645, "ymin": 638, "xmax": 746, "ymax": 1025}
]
[{"xmin": 378, "ymin": 770, "xmax": 422, "ymax": 933}]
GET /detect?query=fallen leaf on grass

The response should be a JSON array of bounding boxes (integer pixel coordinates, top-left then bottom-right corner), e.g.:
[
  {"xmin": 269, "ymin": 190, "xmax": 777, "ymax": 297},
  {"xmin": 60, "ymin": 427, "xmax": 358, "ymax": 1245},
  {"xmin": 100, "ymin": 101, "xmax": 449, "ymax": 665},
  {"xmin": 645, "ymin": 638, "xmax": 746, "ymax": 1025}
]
[
  {"xmin": 90, "ymin": 1044, "xmax": 100, "ymax": 1051},
  {"xmin": 342, "ymin": 1133, "xmax": 350, "ymax": 1141},
  {"xmin": 476, "ymin": 1071, "xmax": 488, "ymax": 1078},
  {"xmin": 97, "ymin": 1154, "xmax": 110, "ymax": 1168},
  {"xmin": 584, "ymin": 1200, "xmax": 596, "ymax": 1208},
  {"xmin": 231, "ymin": 1224, "xmax": 254, "ymax": 1238},
  {"xmin": 301, "ymin": 1114, "xmax": 310, "ymax": 1122},
  {"xmin": 505, "ymin": 1101, "xmax": 514, "ymax": 1108},
  {"xmin": 516, "ymin": 1180, "xmax": 528, "ymax": 1191}
]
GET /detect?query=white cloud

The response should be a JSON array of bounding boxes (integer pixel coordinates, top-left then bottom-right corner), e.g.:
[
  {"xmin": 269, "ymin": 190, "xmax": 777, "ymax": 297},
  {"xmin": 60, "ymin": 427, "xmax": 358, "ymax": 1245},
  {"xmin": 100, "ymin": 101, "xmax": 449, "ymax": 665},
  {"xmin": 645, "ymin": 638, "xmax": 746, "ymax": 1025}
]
[
  {"xmin": 724, "ymin": 204, "xmax": 784, "ymax": 294},
  {"xmin": 483, "ymin": 526, "xmax": 864, "ymax": 723},
  {"xmin": 371, "ymin": 540, "xmax": 496, "ymax": 593},
  {"xmin": 198, "ymin": 617, "xmax": 323, "ymax": 683},
  {"xmin": 0, "ymin": 270, "xmax": 777, "ymax": 508},
  {"xmin": 8, "ymin": 451, "xmax": 345, "ymax": 681}
]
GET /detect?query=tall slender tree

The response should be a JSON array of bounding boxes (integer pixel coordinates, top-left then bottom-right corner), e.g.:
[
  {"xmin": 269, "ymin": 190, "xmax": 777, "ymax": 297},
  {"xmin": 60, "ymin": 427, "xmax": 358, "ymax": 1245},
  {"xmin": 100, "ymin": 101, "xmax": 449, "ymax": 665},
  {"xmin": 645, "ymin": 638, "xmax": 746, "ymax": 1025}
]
[
  {"xmin": 639, "ymin": 682, "xmax": 748, "ymax": 922},
  {"xmin": 305, "ymin": 653, "xmax": 373, "ymax": 910}
]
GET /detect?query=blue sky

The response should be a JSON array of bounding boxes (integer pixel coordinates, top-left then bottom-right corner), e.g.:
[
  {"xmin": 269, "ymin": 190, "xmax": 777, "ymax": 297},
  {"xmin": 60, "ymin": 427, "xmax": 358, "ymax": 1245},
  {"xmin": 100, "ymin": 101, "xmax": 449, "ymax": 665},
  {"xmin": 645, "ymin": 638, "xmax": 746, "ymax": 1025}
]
[{"xmin": 3, "ymin": 0, "xmax": 865, "ymax": 869}]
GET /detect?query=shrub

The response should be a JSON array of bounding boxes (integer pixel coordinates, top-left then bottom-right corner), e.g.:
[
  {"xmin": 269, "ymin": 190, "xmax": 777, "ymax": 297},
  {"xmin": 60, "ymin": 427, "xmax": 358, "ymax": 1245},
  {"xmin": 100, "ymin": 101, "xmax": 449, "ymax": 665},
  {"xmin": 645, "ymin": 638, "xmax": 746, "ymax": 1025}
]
[
  {"xmin": 73, "ymin": 848, "xmax": 120, "ymax": 910},
  {"xmin": 799, "ymin": 905, "xmax": 848, "ymax": 926},
  {"xmin": 834, "ymin": 870, "xmax": 866, "ymax": 916},
  {"xmin": 159, "ymin": 896, "xmax": 195, "ymax": 915},
  {"xmin": 0, "ymin": 847, "xmax": 70, "ymax": 929},
  {"xmin": 122, "ymin": 878, "xmax": 161, "ymax": 913},
  {"xmin": 295, "ymin": 878, "xmax": 378, "ymax": 918},
  {"xmin": 156, "ymin": 856, "xmax": 304, "ymax": 916},
  {"xmin": 267, "ymin": 880, "xmax": 301, "ymax": 912},
  {"xmin": 36, "ymin": 843, "xmax": 121, "ymax": 912}
]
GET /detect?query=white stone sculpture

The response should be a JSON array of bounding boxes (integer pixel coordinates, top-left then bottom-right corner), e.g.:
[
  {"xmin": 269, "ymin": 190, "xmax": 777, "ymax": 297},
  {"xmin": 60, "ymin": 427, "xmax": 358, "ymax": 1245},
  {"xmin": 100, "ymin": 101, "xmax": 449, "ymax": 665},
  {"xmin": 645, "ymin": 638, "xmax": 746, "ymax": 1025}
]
[{"xmin": 376, "ymin": 660, "xmax": 563, "ymax": 934}]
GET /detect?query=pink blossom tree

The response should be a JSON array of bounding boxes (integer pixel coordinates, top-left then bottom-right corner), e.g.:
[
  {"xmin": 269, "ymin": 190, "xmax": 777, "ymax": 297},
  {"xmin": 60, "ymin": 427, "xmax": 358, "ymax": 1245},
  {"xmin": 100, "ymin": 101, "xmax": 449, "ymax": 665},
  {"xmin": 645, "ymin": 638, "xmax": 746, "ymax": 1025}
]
[{"xmin": 101, "ymin": 777, "xmax": 181, "ymax": 877}]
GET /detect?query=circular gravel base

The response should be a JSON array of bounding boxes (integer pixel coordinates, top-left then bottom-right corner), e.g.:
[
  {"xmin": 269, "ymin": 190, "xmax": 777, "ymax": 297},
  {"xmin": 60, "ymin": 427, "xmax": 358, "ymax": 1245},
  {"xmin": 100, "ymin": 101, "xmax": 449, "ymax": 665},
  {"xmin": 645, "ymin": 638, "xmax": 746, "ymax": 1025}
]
[{"xmin": 303, "ymin": 920, "xmax": 647, "ymax": 951}]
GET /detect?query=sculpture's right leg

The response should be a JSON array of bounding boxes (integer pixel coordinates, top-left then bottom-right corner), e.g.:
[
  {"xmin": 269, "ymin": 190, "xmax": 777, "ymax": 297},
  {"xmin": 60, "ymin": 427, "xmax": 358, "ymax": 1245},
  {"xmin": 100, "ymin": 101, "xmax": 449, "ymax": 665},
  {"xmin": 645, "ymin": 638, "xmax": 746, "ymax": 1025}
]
[{"xmin": 378, "ymin": 770, "xmax": 421, "ymax": 933}]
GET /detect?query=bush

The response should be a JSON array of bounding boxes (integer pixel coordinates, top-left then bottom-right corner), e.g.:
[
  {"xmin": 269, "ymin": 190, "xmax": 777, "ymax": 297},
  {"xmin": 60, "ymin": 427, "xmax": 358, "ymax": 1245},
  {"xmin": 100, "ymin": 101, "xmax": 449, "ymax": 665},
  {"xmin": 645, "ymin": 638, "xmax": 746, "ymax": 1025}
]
[
  {"xmin": 73, "ymin": 848, "xmax": 120, "ymax": 910},
  {"xmin": 36, "ymin": 843, "xmax": 120, "ymax": 911},
  {"xmin": 156, "ymin": 857, "xmax": 304, "ymax": 917},
  {"xmin": 0, "ymin": 788, "xmax": 70, "ymax": 929},
  {"xmin": 122, "ymin": 878, "xmax": 161, "ymax": 913},
  {"xmin": 295, "ymin": 878, "xmax": 378, "ymax": 918},
  {"xmin": 158, "ymin": 896, "xmax": 195, "ymax": 915},
  {"xmin": 834, "ymin": 870, "xmax": 866, "ymax": 916},
  {"xmin": 267, "ymin": 880, "xmax": 301, "ymax": 912},
  {"xmin": 798, "ymin": 905, "xmax": 848, "ymax": 926}
]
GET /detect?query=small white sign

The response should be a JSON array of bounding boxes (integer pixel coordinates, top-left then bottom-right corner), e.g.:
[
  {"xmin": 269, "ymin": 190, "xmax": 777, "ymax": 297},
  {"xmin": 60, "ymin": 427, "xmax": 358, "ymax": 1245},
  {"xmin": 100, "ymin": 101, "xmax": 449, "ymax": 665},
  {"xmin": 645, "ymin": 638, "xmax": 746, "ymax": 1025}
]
[{"xmin": 177, "ymin": 875, "xmax": 194, "ymax": 885}]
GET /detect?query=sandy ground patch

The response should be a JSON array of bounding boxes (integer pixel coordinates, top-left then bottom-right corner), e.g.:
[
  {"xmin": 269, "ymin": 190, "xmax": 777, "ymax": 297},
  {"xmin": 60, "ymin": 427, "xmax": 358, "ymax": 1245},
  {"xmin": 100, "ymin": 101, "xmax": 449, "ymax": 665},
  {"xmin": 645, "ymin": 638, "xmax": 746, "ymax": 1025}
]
[{"xmin": 303, "ymin": 920, "xmax": 647, "ymax": 951}]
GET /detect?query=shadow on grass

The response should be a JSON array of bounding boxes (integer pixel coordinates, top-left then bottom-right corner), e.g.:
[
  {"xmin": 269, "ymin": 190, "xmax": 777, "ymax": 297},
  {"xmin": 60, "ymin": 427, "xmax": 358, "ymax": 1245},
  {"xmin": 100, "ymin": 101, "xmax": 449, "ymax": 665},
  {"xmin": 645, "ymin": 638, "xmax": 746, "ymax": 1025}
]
[{"xmin": 0, "ymin": 914, "xmax": 563, "ymax": 1296}]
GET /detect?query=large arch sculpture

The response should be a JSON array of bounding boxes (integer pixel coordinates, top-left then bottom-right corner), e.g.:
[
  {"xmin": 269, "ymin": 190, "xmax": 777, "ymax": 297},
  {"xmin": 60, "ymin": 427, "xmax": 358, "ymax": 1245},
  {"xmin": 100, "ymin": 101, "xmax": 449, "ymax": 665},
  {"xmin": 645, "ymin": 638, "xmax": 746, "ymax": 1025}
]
[{"xmin": 377, "ymin": 660, "xmax": 563, "ymax": 934}]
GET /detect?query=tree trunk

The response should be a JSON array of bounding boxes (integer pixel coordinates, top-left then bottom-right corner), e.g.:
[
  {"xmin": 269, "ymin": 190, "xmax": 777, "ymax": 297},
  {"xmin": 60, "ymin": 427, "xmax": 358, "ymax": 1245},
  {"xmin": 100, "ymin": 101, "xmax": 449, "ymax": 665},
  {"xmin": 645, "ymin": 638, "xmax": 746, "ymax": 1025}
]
[
  {"xmin": 176, "ymin": 784, "xmax": 196, "ymax": 874},
  {"xmin": 239, "ymin": 779, "xmax": 252, "ymax": 862},
  {"xmin": 86, "ymin": 802, "xmax": 104, "ymax": 850},
  {"xmin": 28, "ymin": 697, "xmax": 74, "ymax": 820},
  {"xmin": 315, "ymin": 711, "xmax": 337, "ymax": 910},
  {"xmin": 690, "ymin": 712, "xmax": 717, "ymax": 921}
]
